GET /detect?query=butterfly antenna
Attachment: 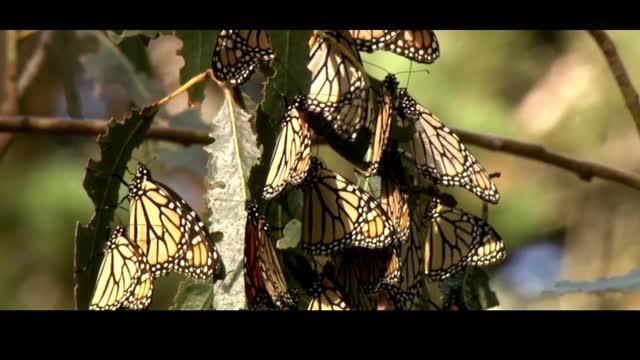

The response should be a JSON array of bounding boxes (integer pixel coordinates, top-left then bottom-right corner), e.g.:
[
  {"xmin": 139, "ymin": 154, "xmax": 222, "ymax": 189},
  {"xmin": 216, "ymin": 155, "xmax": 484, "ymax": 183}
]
[
  {"xmin": 406, "ymin": 61, "xmax": 413, "ymax": 90},
  {"xmin": 362, "ymin": 59, "xmax": 391, "ymax": 75}
]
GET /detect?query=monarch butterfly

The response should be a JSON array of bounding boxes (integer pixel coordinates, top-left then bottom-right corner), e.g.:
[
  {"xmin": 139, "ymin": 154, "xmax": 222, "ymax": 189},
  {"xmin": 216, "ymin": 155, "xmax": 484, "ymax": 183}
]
[
  {"xmin": 244, "ymin": 201, "xmax": 296, "ymax": 310},
  {"xmin": 307, "ymin": 30, "xmax": 368, "ymax": 141},
  {"xmin": 348, "ymin": 30, "xmax": 400, "ymax": 52},
  {"xmin": 90, "ymin": 226, "xmax": 154, "ymax": 310},
  {"xmin": 211, "ymin": 30, "xmax": 275, "ymax": 86},
  {"xmin": 379, "ymin": 149, "xmax": 411, "ymax": 243},
  {"xmin": 367, "ymin": 74, "xmax": 398, "ymax": 175},
  {"xmin": 177, "ymin": 206, "xmax": 226, "ymax": 281},
  {"xmin": 299, "ymin": 157, "xmax": 397, "ymax": 255},
  {"xmin": 128, "ymin": 163, "xmax": 225, "ymax": 280},
  {"xmin": 349, "ymin": 30, "xmax": 440, "ymax": 64},
  {"xmin": 384, "ymin": 30, "xmax": 440, "ymax": 64},
  {"xmin": 423, "ymin": 197, "xmax": 506, "ymax": 281},
  {"xmin": 397, "ymin": 89, "xmax": 500, "ymax": 204},
  {"xmin": 381, "ymin": 219, "xmax": 424, "ymax": 310},
  {"xmin": 331, "ymin": 248, "xmax": 390, "ymax": 310},
  {"xmin": 307, "ymin": 271, "xmax": 351, "ymax": 311},
  {"xmin": 263, "ymin": 96, "xmax": 312, "ymax": 200}
]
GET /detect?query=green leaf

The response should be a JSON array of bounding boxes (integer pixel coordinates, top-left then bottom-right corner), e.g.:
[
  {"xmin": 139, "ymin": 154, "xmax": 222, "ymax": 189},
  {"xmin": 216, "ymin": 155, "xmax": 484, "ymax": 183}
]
[
  {"xmin": 261, "ymin": 30, "xmax": 312, "ymax": 119},
  {"xmin": 170, "ymin": 280, "xmax": 214, "ymax": 310},
  {"xmin": 286, "ymin": 189, "xmax": 304, "ymax": 220},
  {"xmin": 76, "ymin": 30, "xmax": 163, "ymax": 107},
  {"xmin": 176, "ymin": 30, "xmax": 220, "ymax": 104},
  {"xmin": 107, "ymin": 30, "xmax": 172, "ymax": 44},
  {"xmin": 276, "ymin": 219, "xmax": 302, "ymax": 250},
  {"xmin": 548, "ymin": 268, "xmax": 640, "ymax": 295},
  {"xmin": 205, "ymin": 97, "xmax": 261, "ymax": 310},
  {"xmin": 440, "ymin": 267, "xmax": 500, "ymax": 310},
  {"xmin": 74, "ymin": 104, "xmax": 160, "ymax": 310}
]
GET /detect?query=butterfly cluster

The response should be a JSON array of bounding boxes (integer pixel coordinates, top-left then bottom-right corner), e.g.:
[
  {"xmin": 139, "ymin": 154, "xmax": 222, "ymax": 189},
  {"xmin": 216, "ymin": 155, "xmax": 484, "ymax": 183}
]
[
  {"xmin": 210, "ymin": 30, "xmax": 507, "ymax": 311},
  {"xmin": 89, "ymin": 163, "xmax": 226, "ymax": 310}
]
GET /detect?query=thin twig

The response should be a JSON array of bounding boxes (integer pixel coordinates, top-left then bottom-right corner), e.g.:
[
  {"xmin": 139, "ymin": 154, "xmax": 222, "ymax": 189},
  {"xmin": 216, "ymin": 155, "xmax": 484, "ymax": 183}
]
[
  {"xmin": 17, "ymin": 30, "xmax": 52, "ymax": 97},
  {"xmin": 588, "ymin": 30, "xmax": 640, "ymax": 137},
  {"xmin": 452, "ymin": 127, "xmax": 640, "ymax": 191},
  {"xmin": 2, "ymin": 114, "xmax": 640, "ymax": 191},
  {"xmin": 0, "ymin": 116, "xmax": 213, "ymax": 146},
  {"xmin": 0, "ymin": 30, "xmax": 18, "ymax": 158}
]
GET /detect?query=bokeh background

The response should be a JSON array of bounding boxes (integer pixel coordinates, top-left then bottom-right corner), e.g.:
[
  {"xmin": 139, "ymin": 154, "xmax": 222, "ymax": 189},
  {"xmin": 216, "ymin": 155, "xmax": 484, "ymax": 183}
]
[{"xmin": 1, "ymin": 30, "xmax": 639, "ymax": 310}]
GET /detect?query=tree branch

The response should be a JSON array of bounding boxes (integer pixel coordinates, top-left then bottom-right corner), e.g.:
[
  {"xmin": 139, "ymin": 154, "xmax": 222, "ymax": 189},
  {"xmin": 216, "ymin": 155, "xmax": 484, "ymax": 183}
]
[
  {"xmin": 2, "ymin": 114, "xmax": 640, "ymax": 191},
  {"xmin": 452, "ymin": 127, "xmax": 640, "ymax": 191},
  {"xmin": 0, "ymin": 116, "xmax": 213, "ymax": 146},
  {"xmin": 588, "ymin": 30, "xmax": 640, "ymax": 137}
]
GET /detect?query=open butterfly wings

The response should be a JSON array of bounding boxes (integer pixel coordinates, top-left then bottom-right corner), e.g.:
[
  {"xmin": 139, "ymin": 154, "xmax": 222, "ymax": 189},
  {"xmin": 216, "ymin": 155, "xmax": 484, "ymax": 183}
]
[
  {"xmin": 307, "ymin": 30, "xmax": 368, "ymax": 141},
  {"xmin": 423, "ymin": 197, "xmax": 506, "ymax": 281},
  {"xmin": 212, "ymin": 30, "xmax": 275, "ymax": 86},
  {"xmin": 397, "ymin": 90, "xmax": 500, "ymax": 204},
  {"xmin": 263, "ymin": 96, "xmax": 312, "ymax": 200},
  {"xmin": 244, "ymin": 202, "xmax": 296, "ymax": 310},
  {"xmin": 90, "ymin": 226, "xmax": 153, "ymax": 310},
  {"xmin": 300, "ymin": 157, "xmax": 397, "ymax": 255},
  {"xmin": 128, "ymin": 164, "xmax": 225, "ymax": 281}
]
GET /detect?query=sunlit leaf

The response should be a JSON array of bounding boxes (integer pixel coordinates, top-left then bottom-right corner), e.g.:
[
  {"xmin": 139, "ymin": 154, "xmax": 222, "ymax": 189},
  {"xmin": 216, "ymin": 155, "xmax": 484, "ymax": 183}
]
[{"xmin": 205, "ymin": 97, "xmax": 260, "ymax": 310}]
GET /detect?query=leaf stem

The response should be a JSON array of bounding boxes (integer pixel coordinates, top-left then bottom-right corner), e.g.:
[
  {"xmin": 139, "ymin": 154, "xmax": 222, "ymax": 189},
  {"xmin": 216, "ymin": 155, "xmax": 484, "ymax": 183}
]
[{"xmin": 156, "ymin": 70, "xmax": 210, "ymax": 107}]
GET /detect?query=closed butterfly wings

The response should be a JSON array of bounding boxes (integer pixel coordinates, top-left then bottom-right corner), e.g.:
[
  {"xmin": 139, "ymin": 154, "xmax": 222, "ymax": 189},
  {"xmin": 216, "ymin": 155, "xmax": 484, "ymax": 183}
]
[
  {"xmin": 349, "ymin": 30, "xmax": 440, "ymax": 64},
  {"xmin": 348, "ymin": 30, "xmax": 400, "ymax": 52},
  {"xmin": 423, "ymin": 197, "xmax": 506, "ymax": 281},
  {"xmin": 397, "ymin": 90, "xmax": 500, "ymax": 204},
  {"xmin": 307, "ymin": 30, "xmax": 368, "ymax": 141},
  {"xmin": 384, "ymin": 30, "xmax": 440, "ymax": 64},
  {"xmin": 381, "ymin": 219, "xmax": 424, "ymax": 310},
  {"xmin": 244, "ymin": 202, "xmax": 296, "ymax": 310},
  {"xmin": 90, "ymin": 226, "xmax": 154, "ymax": 310},
  {"xmin": 212, "ymin": 30, "xmax": 275, "ymax": 86},
  {"xmin": 368, "ymin": 74, "xmax": 398, "ymax": 175},
  {"xmin": 307, "ymin": 267, "xmax": 351, "ymax": 311},
  {"xmin": 128, "ymin": 164, "xmax": 225, "ymax": 280},
  {"xmin": 379, "ymin": 150, "xmax": 411, "ymax": 243},
  {"xmin": 263, "ymin": 96, "xmax": 312, "ymax": 200},
  {"xmin": 174, "ymin": 205, "xmax": 225, "ymax": 281},
  {"xmin": 300, "ymin": 157, "xmax": 397, "ymax": 255}
]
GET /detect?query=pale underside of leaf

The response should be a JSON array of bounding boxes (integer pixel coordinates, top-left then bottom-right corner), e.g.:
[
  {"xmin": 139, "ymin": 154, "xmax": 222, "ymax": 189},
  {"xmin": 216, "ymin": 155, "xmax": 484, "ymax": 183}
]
[{"xmin": 205, "ymin": 97, "xmax": 261, "ymax": 310}]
